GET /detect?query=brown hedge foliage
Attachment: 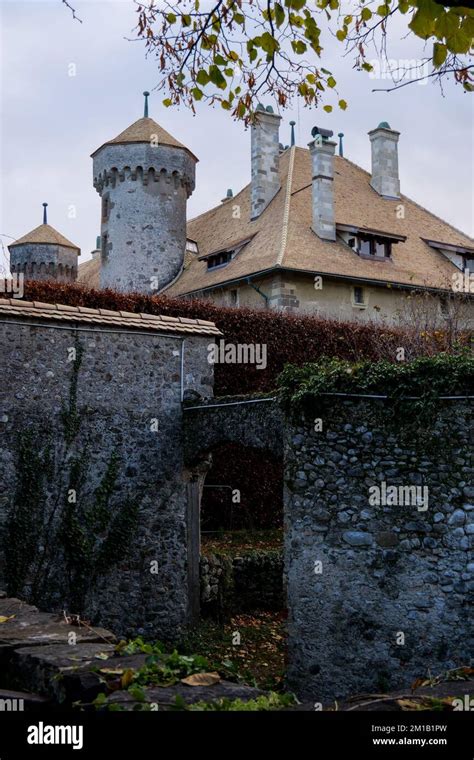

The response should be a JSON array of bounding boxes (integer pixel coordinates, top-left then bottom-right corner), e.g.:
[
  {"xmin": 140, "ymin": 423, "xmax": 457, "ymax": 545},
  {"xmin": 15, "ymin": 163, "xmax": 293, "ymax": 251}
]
[{"xmin": 7, "ymin": 280, "xmax": 461, "ymax": 395}]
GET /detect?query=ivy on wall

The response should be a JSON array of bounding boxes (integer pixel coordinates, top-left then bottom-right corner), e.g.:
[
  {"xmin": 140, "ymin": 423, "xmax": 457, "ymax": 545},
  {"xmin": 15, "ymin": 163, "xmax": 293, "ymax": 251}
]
[{"xmin": 5, "ymin": 338, "xmax": 140, "ymax": 614}]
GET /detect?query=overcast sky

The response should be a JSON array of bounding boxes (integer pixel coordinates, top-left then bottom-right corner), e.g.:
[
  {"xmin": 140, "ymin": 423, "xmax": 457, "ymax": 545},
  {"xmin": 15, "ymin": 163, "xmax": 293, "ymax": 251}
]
[{"xmin": 0, "ymin": 0, "xmax": 473, "ymax": 272}]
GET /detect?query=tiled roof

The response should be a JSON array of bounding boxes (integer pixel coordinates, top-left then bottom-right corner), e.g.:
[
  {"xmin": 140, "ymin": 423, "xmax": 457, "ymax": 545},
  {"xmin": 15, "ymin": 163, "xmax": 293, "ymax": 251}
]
[
  {"xmin": 165, "ymin": 146, "xmax": 473, "ymax": 295},
  {"xmin": 0, "ymin": 299, "xmax": 221, "ymax": 336},
  {"xmin": 77, "ymin": 255, "xmax": 100, "ymax": 285},
  {"xmin": 9, "ymin": 224, "xmax": 80, "ymax": 251},
  {"xmin": 78, "ymin": 145, "xmax": 473, "ymax": 295},
  {"xmin": 91, "ymin": 117, "xmax": 198, "ymax": 161}
]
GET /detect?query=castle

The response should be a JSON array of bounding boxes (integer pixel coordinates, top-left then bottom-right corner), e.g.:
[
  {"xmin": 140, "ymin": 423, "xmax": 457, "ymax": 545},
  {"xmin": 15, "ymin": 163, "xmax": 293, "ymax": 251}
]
[{"xmin": 9, "ymin": 94, "xmax": 474, "ymax": 325}]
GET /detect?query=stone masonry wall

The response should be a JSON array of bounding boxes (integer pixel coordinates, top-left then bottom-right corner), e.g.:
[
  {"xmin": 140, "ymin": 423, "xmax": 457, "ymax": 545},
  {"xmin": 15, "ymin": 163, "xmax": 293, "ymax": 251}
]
[
  {"xmin": 0, "ymin": 318, "xmax": 213, "ymax": 639},
  {"xmin": 285, "ymin": 399, "xmax": 473, "ymax": 701},
  {"xmin": 200, "ymin": 550, "xmax": 284, "ymax": 617}
]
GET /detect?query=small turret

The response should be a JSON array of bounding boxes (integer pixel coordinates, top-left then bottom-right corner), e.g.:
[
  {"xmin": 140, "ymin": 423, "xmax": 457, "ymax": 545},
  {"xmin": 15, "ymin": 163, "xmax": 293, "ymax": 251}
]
[
  {"xmin": 8, "ymin": 204, "xmax": 80, "ymax": 282},
  {"xmin": 91, "ymin": 92, "xmax": 198, "ymax": 294}
]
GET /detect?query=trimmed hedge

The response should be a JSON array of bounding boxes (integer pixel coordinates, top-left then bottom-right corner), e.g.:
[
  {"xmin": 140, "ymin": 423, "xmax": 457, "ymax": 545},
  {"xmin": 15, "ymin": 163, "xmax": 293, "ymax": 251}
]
[{"xmin": 6, "ymin": 281, "xmax": 469, "ymax": 395}]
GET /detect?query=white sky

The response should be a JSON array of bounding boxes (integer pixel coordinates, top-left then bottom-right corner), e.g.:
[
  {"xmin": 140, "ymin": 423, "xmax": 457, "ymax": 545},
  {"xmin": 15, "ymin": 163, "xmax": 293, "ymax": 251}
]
[{"xmin": 0, "ymin": 0, "xmax": 473, "ymax": 272}]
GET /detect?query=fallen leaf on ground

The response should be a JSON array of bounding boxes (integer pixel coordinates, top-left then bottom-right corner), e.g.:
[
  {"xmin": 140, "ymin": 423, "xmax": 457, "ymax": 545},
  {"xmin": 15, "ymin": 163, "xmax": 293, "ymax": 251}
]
[
  {"xmin": 181, "ymin": 672, "xmax": 221, "ymax": 687},
  {"xmin": 120, "ymin": 669, "xmax": 135, "ymax": 688},
  {"xmin": 95, "ymin": 653, "xmax": 110, "ymax": 660},
  {"xmin": 0, "ymin": 615, "xmax": 15, "ymax": 624},
  {"xmin": 99, "ymin": 668, "xmax": 124, "ymax": 676}
]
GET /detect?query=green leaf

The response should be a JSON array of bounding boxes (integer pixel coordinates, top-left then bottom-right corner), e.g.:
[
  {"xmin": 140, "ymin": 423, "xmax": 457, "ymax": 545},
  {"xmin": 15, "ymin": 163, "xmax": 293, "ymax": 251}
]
[
  {"xmin": 398, "ymin": 0, "xmax": 409, "ymax": 13},
  {"xmin": 291, "ymin": 39, "xmax": 307, "ymax": 54},
  {"xmin": 162, "ymin": 99, "xmax": 173, "ymax": 107},
  {"xmin": 338, "ymin": 99, "xmax": 347, "ymax": 110},
  {"xmin": 336, "ymin": 28, "xmax": 346, "ymax": 41},
  {"xmin": 260, "ymin": 31, "xmax": 280, "ymax": 55},
  {"xmin": 409, "ymin": 9, "xmax": 435, "ymax": 39},
  {"xmin": 196, "ymin": 69, "xmax": 210, "ymax": 86},
  {"xmin": 446, "ymin": 30, "xmax": 472, "ymax": 54},
  {"xmin": 209, "ymin": 65, "xmax": 227, "ymax": 89},
  {"xmin": 463, "ymin": 82, "xmax": 474, "ymax": 92},
  {"xmin": 434, "ymin": 11, "xmax": 460, "ymax": 40},
  {"xmin": 361, "ymin": 7, "xmax": 372, "ymax": 22},
  {"xmin": 181, "ymin": 14, "xmax": 191, "ymax": 26},
  {"xmin": 191, "ymin": 87, "xmax": 204, "ymax": 101},
  {"xmin": 327, "ymin": 76, "xmax": 336, "ymax": 88},
  {"xmin": 362, "ymin": 62, "xmax": 374, "ymax": 72},
  {"xmin": 166, "ymin": 13, "xmax": 177, "ymax": 23},
  {"xmin": 323, "ymin": 104, "xmax": 333, "ymax": 112},
  {"xmin": 275, "ymin": 2, "xmax": 285, "ymax": 27},
  {"xmin": 433, "ymin": 42, "xmax": 447, "ymax": 68}
]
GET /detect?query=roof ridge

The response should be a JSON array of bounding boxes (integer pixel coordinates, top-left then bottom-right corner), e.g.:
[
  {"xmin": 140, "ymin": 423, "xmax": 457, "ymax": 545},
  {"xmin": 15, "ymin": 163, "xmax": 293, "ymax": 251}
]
[{"xmin": 277, "ymin": 145, "xmax": 296, "ymax": 267}]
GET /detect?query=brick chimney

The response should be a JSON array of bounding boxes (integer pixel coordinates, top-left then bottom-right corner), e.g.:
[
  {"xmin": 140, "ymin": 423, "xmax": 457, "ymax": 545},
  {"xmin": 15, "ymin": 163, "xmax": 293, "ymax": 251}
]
[
  {"xmin": 368, "ymin": 122, "xmax": 400, "ymax": 198},
  {"xmin": 309, "ymin": 129, "xmax": 336, "ymax": 241},
  {"xmin": 251, "ymin": 105, "xmax": 281, "ymax": 220}
]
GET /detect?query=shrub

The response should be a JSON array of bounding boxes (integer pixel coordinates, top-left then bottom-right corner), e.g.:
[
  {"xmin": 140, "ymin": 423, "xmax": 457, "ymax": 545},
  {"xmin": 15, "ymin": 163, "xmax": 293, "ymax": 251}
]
[{"xmin": 8, "ymin": 281, "xmax": 471, "ymax": 396}]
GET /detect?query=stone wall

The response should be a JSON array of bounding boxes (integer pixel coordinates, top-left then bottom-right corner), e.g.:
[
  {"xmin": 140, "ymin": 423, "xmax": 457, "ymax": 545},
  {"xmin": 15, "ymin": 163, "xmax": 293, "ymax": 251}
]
[
  {"xmin": 285, "ymin": 398, "xmax": 473, "ymax": 701},
  {"xmin": 200, "ymin": 550, "xmax": 284, "ymax": 617},
  {"xmin": 183, "ymin": 396, "xmax": 283, "ymax": 465},
  {"xmin": 0, "ymin": 316, "xmax": 214, "ymax": 638}
]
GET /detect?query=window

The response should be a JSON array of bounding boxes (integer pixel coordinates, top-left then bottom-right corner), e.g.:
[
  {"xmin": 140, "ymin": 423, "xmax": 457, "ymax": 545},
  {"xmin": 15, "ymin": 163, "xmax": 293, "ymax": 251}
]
[
  {"xmin": 207, "ymin": 251, "xmax": 234, "ymax": 270},
  {"xmin": 102, "ymin": 233, "xmax": 108, "ymax": 262},
  {"xmin": 353, "ymin": 286, "xmax": 365, "ymax": 305},
  {"xmin": 186, "ymin": 239, "xmax": 199, "ymax": 255},
  {"xmin": 357, "ymin": 235, "xmax": 391, "ymax": 258},
  {"xmin": 464, "ymin": 257, "xmax": 474, "ymax": 273},
  {"xmin": 102, "ymin": 196, "xmax": 109, "ymax": 221}
]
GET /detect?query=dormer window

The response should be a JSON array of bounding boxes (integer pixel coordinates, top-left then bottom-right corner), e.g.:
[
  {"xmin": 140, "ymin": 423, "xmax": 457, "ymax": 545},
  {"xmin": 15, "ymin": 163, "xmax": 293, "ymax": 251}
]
[
  {"xmin": 337, "ymin": 224, "xmax": 406, "ymax": 260},
  {"xmin": 358, "ymin": 235, "xmax": 392, "ymax": 258},
  {"xmin": 198, "ymin": 234, "xmax": 256, "ymax": 271},
  {"xmin": 186, "ymin": 239, "xmax": 199, "ymax": 255},
  {"xmin": 422, "ymin": 239, "xmax": 474, "ymax": 273},
  {"xmin": 207, "ymin": 251, "xmax": 234, "ymax": 270}
]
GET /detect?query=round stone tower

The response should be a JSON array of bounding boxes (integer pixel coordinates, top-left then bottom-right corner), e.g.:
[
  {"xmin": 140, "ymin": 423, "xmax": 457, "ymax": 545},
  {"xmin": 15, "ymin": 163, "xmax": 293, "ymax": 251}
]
[
  {"xmin": 8, "ymin": 204, "xmax": 80, "ymax": 283},
  {"xmin": 91, "ymin": 92, "xmax": 197, "ymax": 294}
]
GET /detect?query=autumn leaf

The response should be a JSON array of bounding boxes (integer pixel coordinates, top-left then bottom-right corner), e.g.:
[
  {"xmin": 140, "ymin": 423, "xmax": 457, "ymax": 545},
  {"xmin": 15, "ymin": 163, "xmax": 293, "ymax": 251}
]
[
  {"xmin": 0, "ymin": 615, "xmax": 15, "ymax": 624},
  {"xmin": 120, "ymin": 669, "xmax": 135, "ymax": 688},
  {"xmin": 99, "ymin": 668, "xmax": 124, "ymax": 676},
  {"xmin": 181, "ymin": 672, "xmax": 221, "ymax": 686}
]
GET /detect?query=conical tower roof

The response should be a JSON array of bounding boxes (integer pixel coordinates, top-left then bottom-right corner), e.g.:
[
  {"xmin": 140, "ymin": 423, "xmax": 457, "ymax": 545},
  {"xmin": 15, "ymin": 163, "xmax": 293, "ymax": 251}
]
[
  {"xmin": 91, "ymin": 92, "xmax": 197, "ymax": 161},
  {"xmin": 10, "ymin": 223, "xmax": 79, "ymax": 252}
]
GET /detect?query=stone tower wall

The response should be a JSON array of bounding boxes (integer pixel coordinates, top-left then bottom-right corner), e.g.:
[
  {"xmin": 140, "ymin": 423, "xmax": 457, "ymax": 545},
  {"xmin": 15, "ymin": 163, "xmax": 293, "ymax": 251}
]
[
  {"xmin": 9, "ymin": 243, "xmax": 78, "ymax": 282},
  {"xmin": 93, "ymin": 143, "xmax": 196, "ymax": 294}
]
